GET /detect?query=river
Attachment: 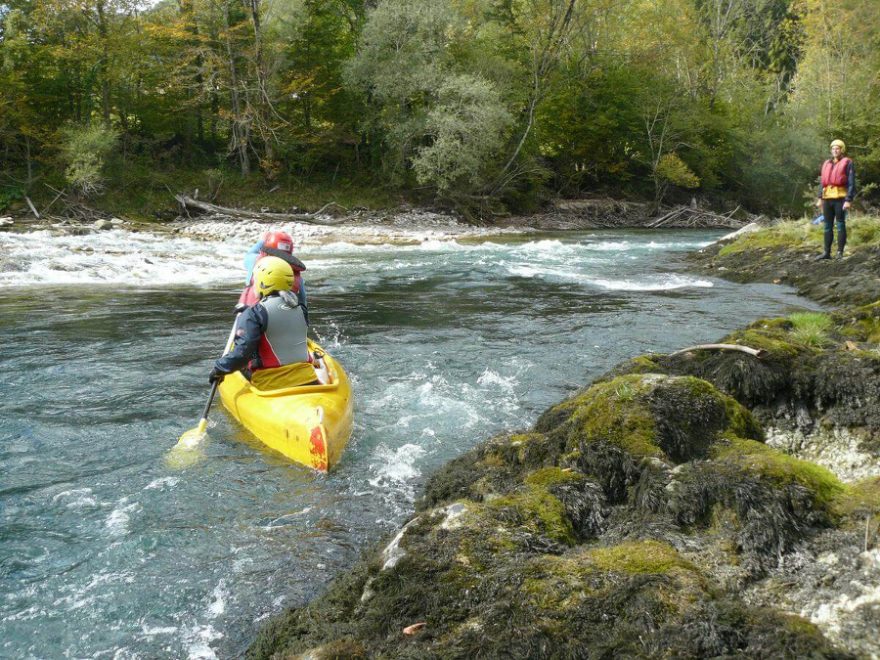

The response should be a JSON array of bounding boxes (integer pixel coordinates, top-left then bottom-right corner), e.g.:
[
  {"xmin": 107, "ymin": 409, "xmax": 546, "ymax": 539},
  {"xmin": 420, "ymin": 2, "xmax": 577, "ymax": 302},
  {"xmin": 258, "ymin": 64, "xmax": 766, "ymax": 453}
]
[{"xmin": 0, "ymin": 225, "xmax": 819, "ymax": 658}]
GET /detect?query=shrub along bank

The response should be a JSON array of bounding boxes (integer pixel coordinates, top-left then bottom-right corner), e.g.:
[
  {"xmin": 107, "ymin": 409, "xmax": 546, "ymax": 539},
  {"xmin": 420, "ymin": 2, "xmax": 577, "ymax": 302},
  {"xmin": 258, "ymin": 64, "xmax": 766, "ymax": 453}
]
[{"xmin": 248, "ymin": 299, "xmax": 880, "ymax": 658}]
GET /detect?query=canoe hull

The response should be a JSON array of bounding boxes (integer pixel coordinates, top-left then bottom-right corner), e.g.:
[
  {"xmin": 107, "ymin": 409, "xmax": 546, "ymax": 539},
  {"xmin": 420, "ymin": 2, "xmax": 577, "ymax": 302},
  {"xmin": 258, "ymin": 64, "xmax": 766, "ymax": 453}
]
[{"xmin": 217, "ymin": 344, "xmax": 353, "ymax": 471}]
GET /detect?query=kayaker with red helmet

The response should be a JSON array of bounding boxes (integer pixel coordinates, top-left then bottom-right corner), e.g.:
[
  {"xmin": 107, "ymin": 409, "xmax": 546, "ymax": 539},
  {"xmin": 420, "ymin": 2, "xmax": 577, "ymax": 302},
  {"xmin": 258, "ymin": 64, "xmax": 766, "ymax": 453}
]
[
  {"xmin": 211, "ymin": 256, "xmax": 318, "ymax": 389},
  {"xmin": 815, "ymin": 139, "xmax": 856, "ymax": 260},
  {"xmin": 238, "ymin": 230, "xmax": 307, "ymax": 311}
]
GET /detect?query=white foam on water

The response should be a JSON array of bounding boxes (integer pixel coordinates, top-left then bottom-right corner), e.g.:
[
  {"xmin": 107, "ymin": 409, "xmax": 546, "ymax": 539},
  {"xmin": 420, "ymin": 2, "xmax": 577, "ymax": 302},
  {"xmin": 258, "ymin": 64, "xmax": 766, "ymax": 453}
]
[
  {"xmin": 0, "ymin": 229, "xmax": 243, "ymax": 289},
  {"xmin": 589, "ymin": 275, "xmax": 714, "ymax": 291},
  {"xmin": 143, "ymin": 477, "xmax": 180, "ymax": 490},
  {"xmin": 184, "ymin": 624, "xmax": 222, "ymax": 660},
  {"xmin": 51, "ymin": 488, "xmax": 98, "ymax": 509},
  {"xmin": 141, "ymin": 624, "xmax": 179, "ymax": 636},
  {"xmin": 369, "ymin": 443, "xmax": 427, "ymax": 489},
  {"xmin": 105, "ymin": 498, "xmax": 140, "ymax": 537},
  {"xmin": 206, "ymin": 581, "xmax": 227, "ymax": 618},
  {"xmin": 477, "ymin": 368, "xmax": 519, "ymax": 392}
]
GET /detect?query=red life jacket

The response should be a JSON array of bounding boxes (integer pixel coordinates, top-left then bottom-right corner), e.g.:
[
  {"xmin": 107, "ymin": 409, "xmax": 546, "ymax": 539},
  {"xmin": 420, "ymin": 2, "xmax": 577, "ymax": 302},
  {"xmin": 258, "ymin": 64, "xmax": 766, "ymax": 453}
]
[{"xmin": 821, "ymin": 157, "xmax": 851, "ymax": 188}]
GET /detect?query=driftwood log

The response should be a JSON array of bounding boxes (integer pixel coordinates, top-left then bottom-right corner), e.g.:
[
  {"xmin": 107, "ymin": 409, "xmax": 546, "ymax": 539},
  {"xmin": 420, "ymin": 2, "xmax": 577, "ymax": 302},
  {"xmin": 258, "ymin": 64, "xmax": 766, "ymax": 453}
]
[
  {"xmin": 175, "ymin": 195, "xmax": 347, "ymax": 226},
  {"xmin": 668, "ymin": 343, "xmax": 766, "ymax": 358}
]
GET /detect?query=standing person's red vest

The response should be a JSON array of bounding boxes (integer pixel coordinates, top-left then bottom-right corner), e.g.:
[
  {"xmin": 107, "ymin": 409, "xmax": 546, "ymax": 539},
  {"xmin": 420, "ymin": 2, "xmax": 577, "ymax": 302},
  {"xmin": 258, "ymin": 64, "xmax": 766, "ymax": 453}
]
[{"xmin": 821, "ymin": 157, "xmax": 852, "ymax": 188}]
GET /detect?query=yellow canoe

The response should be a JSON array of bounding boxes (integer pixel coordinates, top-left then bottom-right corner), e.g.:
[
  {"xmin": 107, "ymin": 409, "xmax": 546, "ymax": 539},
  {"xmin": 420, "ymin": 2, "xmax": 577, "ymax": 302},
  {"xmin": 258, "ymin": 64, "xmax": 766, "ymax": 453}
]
[{"xmin": 217, "ymin": 341, "xmax": 354, "ymax": 471}]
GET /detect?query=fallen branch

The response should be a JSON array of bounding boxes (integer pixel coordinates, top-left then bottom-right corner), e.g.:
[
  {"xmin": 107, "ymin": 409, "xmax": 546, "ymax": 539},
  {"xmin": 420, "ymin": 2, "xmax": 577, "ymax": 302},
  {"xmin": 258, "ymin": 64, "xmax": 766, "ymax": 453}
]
[
  {"xmin": 174, "ymin": 195, "xmax": 346, "ymax": 226},
  {"xmin": 25, "ymin": 196, "xmax": 40, "ymax": 219},
  {"xmin": 647, "ymin": 205, "xmax": 750, "ymax": 229},
  {"xmin": 668, "ymin": 343, "xmax": 766, "ymax": 359}
]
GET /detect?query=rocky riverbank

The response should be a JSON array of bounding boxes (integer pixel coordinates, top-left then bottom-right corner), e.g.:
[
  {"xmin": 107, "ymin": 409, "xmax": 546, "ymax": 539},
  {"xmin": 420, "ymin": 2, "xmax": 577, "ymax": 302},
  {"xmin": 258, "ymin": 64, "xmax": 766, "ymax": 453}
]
[
  {"xmin": 246, "ymin": 222, "xmax": 880, "ymax": 659},
  {"xmin": 694, "ymin": 216, "xmax": 880, "ymax": 307}
]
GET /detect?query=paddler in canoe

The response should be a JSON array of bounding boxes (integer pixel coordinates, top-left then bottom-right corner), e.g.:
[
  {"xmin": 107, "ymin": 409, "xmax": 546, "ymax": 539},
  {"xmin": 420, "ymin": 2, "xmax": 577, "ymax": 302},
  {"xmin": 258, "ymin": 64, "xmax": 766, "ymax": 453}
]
[
  {"xmin": 235, "ymin": 230, "xmax": 308, "ymax": 321},
  {"xmin": 209, "ymin": 256, "xmax": 319, "ymax": 389}
]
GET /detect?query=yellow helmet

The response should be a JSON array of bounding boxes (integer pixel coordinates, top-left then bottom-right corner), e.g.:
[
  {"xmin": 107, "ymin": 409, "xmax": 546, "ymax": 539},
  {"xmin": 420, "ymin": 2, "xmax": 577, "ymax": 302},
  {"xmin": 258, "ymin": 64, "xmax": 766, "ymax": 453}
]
[
  {"xmin": 253, "ymin": 256, "xmax": 294, "ymax": 298},
  {"xmin": 830, "ymin": 139, "xmax": 846, "ymax": 152}
]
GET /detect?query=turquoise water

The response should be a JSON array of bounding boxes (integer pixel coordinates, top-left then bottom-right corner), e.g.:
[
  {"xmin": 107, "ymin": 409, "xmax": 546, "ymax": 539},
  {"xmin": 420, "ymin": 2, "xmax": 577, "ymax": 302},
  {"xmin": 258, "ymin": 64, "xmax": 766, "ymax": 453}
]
[{"xmin": 0, "ymin": 229, "xmax": 819, "ymax": 657}]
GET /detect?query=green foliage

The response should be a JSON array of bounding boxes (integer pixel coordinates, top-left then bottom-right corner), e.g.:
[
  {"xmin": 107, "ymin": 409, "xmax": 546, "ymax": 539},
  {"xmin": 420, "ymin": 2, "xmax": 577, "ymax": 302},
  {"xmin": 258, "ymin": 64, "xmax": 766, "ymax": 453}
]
[
  {"xmin": 0, "ymin": 185, "xmax": 24, "ymax": 211},
  {"xmin": 412, "ymin": 74, "xmax": 512, "ymax": 193},
  {"xmin": 1, "ymin": 0, "xmax": 879, "ymax": 212},
  {"xmin": 655, "ymin": 153, "xmax": 700, "ymax": 189},
  {"xmin": 60, "ymin": 124, "xmax": 119, "ymax": 197}
]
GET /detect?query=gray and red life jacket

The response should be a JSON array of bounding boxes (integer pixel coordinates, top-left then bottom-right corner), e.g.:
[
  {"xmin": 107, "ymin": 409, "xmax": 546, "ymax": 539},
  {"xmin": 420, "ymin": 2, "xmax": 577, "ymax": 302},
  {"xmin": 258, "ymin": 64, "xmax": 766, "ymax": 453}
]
[{"xmin": 251, "ymin": 291, "xmax": 309, "ymax": 371}]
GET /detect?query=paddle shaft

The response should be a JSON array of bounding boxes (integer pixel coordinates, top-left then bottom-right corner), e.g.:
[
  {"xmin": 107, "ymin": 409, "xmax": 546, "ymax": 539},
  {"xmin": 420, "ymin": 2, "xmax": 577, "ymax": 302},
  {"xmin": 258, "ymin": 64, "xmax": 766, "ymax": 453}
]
[
  {"xmin": 198, "ymin": 316, "xmax": 240, "ymax": 424},
  {"xmin": 200, "ymin": 380, "xmax": 220, "ymax": 422}
]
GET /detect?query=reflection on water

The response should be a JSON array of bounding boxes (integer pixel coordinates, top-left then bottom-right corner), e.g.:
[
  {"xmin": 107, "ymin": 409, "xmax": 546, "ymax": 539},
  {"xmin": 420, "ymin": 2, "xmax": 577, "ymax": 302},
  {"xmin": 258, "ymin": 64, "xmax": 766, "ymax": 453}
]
[{"xmin": 0, "ymin": 230, "xmax": 820, "ymax": 658}]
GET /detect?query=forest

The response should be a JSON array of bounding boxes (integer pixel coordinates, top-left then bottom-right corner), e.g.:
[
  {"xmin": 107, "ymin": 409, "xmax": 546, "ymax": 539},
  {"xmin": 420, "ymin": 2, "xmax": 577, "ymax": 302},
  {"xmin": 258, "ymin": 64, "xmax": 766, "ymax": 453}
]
[{"xmin": 1, "ymin": 0, "xmax": 878, "ymax": 217}]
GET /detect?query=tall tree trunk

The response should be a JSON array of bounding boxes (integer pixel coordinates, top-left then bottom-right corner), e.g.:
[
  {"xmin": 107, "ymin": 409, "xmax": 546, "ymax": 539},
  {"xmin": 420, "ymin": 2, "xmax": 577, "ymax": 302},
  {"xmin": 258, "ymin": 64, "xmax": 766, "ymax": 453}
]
[
  {"xmin": 96, "ymin": 0, "xmax": 112, "ymax": 126},
  {"xmin": 223, "ymin": 0, "xmax": 250, "ymax": 175}
]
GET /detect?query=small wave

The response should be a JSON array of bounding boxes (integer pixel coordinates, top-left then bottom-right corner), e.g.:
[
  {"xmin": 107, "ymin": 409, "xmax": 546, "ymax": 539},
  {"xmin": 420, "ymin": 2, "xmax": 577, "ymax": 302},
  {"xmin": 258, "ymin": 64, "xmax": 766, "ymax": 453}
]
[
  {"xmin": 105, "ymin": 498, "xmax": 140, "ymax": 537},
  {"xmin": 206, "ymin": 581, "xmax": 227, "ymax": 618},
  {"xmin": 184, "ymin": 623, "xmax": 222, "ymax": 660},
  {"xmin": 368, "ymin": 443, "xmax": 427, "ymax": 496},
  {"xmin": 144, "ymin": 477, "xmax": 180, "ymax": 490},
  {"xmin": 51, "ymin": 488, "xmax": 97, "ymax": 508},
  {"xmin": 589, "ymin": 275, "xmax": 714, "ymax": 291},
  {"xmin": 477, "ymin": 368, "xmax": 519, "ymax": 392}
]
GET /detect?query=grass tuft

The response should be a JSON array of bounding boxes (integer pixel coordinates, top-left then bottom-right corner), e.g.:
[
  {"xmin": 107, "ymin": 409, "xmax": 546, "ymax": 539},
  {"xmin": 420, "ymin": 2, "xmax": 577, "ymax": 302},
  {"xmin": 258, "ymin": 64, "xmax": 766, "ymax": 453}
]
[{"xmin": 788, "ymin": 312, "xmax": 833, "ymax": 348}]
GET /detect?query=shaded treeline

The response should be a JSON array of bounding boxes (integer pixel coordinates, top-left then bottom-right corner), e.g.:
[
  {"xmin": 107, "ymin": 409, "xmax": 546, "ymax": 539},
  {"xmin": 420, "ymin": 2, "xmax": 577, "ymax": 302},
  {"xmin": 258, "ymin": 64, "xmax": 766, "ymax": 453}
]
[{"xmin": 1, "ymin": 0, "xmax": 878, "ymax": 214}]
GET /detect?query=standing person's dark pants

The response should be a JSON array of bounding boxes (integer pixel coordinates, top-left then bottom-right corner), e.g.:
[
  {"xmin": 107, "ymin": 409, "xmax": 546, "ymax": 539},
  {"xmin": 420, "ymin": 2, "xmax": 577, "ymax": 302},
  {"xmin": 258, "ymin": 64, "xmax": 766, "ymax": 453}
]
[{"xmin": 821, "ymin": 198, "xmax": 847, "ymax": 257}]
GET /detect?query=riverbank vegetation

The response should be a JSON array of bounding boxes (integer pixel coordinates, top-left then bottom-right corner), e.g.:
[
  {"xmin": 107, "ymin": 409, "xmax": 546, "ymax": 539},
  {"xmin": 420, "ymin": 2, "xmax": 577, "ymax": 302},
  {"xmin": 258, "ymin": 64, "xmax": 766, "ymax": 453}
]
[{"xmin": 2, "ymin": 0, "xmax": 880, "ymax": 218}]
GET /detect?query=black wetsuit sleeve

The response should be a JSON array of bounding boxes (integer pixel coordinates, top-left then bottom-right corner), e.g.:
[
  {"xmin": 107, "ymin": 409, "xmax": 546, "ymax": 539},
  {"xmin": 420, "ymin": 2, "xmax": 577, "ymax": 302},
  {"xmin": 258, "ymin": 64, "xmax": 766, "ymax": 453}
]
[
  {"xmin": 214, "ymin": 305, "xmax": 267, "ymax": 373},
  {"xmin": 846, "ymin": 160, "xmax": 856, "ymax": 202}
]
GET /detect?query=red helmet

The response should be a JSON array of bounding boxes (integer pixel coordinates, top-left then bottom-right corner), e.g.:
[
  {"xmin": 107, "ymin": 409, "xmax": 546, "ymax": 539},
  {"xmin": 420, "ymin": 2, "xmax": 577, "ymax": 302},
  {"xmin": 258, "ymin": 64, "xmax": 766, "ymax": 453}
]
[{"xmin": 262, "ymin": 230, "xmax": 294, "ymax": 254}]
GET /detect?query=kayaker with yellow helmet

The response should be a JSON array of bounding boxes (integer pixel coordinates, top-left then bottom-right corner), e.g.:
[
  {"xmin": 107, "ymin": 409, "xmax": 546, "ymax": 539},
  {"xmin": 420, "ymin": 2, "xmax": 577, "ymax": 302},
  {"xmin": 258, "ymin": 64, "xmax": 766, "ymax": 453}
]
[
  {"xmin": 210, "ymin": 256, "xmax": 318, "ymax": 389},
  {"xmin": 815, "ymin": 138, "xmax": 856, "ymax": 260},
  {"xmin": 236, "ymin": 229, "xmax": 308, "ymax": 322}
]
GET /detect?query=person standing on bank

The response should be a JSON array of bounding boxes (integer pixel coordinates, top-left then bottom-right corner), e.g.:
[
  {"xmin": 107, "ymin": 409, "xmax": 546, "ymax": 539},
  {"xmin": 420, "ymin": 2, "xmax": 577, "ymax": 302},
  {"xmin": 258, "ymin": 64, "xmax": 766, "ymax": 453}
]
[{"xmin": 816, "ymin": 139, "xmax": 856, "ymax": 260}]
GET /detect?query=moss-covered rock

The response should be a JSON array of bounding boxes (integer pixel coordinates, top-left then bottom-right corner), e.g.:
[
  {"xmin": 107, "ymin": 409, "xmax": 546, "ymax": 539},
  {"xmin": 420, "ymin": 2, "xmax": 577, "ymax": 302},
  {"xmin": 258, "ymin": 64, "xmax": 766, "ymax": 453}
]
[
  {"xmin": 248, "ymin": 301, "xmax": 880, "ymax": 659},
  {"xmin": 542, "ymin": 374, "xmax": 761, "ymax": 464}
]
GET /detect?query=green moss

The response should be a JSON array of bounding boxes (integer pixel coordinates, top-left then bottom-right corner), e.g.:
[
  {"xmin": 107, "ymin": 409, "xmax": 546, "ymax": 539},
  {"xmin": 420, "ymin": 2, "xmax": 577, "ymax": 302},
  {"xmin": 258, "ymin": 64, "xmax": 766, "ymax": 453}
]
[
  {"xmin": 521, "ymin": 555, "xmax": 596, "ymax": 611},
  {"xmin": 585, "ymin": 540, "xmax": 696, "ymax": 575},
  {"xmin": 711, "ymin": 437, "xmax": 845, "ymax": 508},
  {"xmin": 724, "ymin": 327, "xmax": 802, "ymax": 358},
  {"xmin": 525, "ymin": 467, "xmax": 582, "ymax": 488},
  {"xmin": 628, "ymin": 355, "xmax": 661, "ymax": 372},
  {"xmin": 559, "ymin": 375, "xmax": 663, "ymax": 459},
  {"xmin": 832, "ymin": 476, "xmax": 880, "ymax": 520},
  {"xmin": 487, "ymin": 480, "xmax": 578, "ymax": 546},
  {"xmin": 837, "ymin": 302, "xmax": 880, "ymax": 343}
]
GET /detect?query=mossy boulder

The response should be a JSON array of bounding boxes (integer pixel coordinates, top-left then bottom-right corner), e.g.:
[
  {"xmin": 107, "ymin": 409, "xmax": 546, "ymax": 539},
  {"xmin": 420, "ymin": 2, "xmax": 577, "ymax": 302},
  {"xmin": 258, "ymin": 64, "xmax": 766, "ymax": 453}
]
[
  {"xmin": 541, "ymin": 374, "xmax": 762, "ymax": 464},
  {"xmin": 250, "ymin": 536, "xmax": 848, "ymax": 659}
]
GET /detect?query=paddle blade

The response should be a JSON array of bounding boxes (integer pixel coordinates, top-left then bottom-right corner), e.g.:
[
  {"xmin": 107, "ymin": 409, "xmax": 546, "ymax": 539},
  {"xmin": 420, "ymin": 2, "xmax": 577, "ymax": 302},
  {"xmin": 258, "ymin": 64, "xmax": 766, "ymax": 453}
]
[{"xmin": 164, "ymin": 418, "xmax": 209, "ymax": 469}]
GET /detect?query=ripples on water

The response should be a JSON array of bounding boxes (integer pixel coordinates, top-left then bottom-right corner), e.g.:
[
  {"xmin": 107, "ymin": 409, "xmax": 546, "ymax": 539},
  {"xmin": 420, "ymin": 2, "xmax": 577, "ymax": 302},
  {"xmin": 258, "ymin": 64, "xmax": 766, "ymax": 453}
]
[{"xmin": 0, "ymin": 229, "xmax": 820, "ymax": 657}]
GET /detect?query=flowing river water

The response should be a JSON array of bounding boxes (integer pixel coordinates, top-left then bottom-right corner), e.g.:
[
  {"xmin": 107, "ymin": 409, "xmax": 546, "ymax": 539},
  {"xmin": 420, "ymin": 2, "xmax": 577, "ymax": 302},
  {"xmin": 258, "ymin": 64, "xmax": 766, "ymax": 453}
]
[{"xmin": 0, "ymin": 224, "xmax": 820, "ymax": 658}]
